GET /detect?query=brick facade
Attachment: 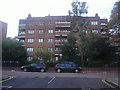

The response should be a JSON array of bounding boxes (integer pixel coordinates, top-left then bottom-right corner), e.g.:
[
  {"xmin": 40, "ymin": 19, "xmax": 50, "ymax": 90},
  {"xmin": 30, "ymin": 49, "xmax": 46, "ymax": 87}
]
[{"xmin": 17, "ymin": 14, "xmax": 107, "ymax": 62}]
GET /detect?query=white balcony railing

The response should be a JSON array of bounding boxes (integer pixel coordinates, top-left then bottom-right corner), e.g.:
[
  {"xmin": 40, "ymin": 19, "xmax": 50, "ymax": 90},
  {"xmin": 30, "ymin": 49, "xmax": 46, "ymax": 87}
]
[
  {"xmin": 55, "ymin": 22, "xmax": 71, "ymax": 24},
  {"xmin": 17, "ymin": 36, "xmax": 25, "ymax": 38}
]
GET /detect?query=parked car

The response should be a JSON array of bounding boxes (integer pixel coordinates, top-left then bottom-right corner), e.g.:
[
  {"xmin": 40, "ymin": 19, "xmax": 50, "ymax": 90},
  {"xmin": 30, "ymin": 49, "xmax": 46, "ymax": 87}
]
[
  {"xmin": 21, "ymin": 63, "xmax": 47, "ymax": 72},
  {"xmin": 55, "ymin": 61, "xmax": 82, "ymax": 73}
]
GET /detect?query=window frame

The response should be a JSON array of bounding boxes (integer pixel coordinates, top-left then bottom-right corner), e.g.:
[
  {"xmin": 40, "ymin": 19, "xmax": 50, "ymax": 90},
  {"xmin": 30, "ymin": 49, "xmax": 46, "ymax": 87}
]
[{"xmin": 38, "ymin": 38, "xmax": 44, "ymax": 43}]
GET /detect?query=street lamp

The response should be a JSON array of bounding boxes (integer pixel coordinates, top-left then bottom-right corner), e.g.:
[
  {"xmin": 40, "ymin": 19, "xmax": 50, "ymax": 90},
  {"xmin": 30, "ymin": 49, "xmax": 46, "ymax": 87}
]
[{"xmin": 59, "ymin": 53, "xmax": 62, "ymax": 61}]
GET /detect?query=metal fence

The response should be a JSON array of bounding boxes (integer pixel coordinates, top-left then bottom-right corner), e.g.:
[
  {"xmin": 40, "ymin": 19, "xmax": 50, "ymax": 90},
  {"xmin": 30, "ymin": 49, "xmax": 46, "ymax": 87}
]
[{"xmin": 2, "ymin": 61, "xmax": 21, "ymax": 67}]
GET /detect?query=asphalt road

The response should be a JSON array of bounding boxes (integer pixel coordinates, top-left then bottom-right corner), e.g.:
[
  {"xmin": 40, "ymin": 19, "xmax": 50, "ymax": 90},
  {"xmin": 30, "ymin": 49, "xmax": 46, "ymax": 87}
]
[
  {"xmin": 3, "ymin": 77, "xmax": 110, "ymax": 89},
  {"xmin": 2, "ymin": 70, "xmax": 118, "ymax": 89}
]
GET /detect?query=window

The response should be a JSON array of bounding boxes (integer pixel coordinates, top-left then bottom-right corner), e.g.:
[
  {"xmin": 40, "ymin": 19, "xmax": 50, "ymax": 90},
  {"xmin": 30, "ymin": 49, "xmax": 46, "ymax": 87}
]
[
  {"xmin": 91, "ymin": 21, "xmax": 98, "ymax": 25},
  {"xmin": 38, "ymin": 47, "xmax": 43, "ymax": 51},
  {"xmin": 27, "ymin": 48, "xmax": 34, "ymax": 52},
  {"xmin": 92, "ymin": 30, "xmax": 99, "ymax": 33},
  {"xmin": 65, "ymin": 64, "xmax": 72, "ymax": 67},
  {"xmin": 100, "ymin": 23, "xmax": 106, "ymax": 25},
  {"xmin": 20, "ymin": 40, "xmax": 25, "ymax": 43},
  {"xmin": 39, "ymin": 21, "xmax": 44, "ymax": 25},
  {"xmin": 61, "ymin": 38, "xmax": 67, "ymax": 42},
  {"xmin": 28, "ymin": 21, "xmax": 34, "ymax": 25},
  {"xmin": 48, "ymin": 21, "xmax": 53, "ymax": 25},
  {"xmin": 27, "ymin": 38, "xmax": 34, "ymax": 43},
  {"xmin": 28, "ymin": 30, "xmax": 34, "ymax": 34},
  {"xmin": 48, "ymin": 38, "xmax": 53, "ymax": 42},
  {"xmin": 20, "ymin": 31, "xmax": 25, "ymax": 34},
  {"xmin": 39, "ymin": 30, "xmax": 44, "ymax": 34},
  {"xmin": 48, "ymin": 47, "xmax": 53, "ymax": 52},
  {"xmin": 55, "ymin": 57, "xmax": 59, "ymax": 61},
  {"xmin": 48, "ymin": 30, "xmax": 53, "ymax": 33},
  {"xmin": 55, "ymin": 47, "xmax": 59, "ymax": 51},
  {"xmin": 31, "ymin": 63, "xmax": 37, "ymax": 66},
  {"xmin": 49, "ymin": 57, "xmax": 53, "ymax": 62},
  {"xmin": 19, "ymin": 23, "xmax": 26, "ymax": 26},
  {"xmin": 38, "ymin": 38, "xmax": 44, "ymax": 43},
  {"xmin": 27, "ymin": 56, "xmax": 33, "ymax": 61}
]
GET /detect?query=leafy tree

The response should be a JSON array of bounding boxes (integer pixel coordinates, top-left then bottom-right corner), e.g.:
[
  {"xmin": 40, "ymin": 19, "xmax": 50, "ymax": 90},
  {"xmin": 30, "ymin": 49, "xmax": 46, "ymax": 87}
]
[
  {"xmin": 2, "ymin": 39, "xmax": 27, "ymax": 65},
  {"xmin": 68, "ymin": 0, "xmax": 88, "ymax": 16},
  {"xmin": 34, "ymin": 49, "xmax": 54, "ymax": 63},
  {"xmin": 60, "ymin": 33, "xmax": 79, "ymax": 62},
  {"xmin": 67, "ymin": 1, "xmax": 89, "ymax": 66},
  {"xmin": 80, "ymin": 35, "xmax": 117, "ymax": 67},
  {"xmin": 108, "ymin": 1, "xmax": 120, "ymax": 28}
]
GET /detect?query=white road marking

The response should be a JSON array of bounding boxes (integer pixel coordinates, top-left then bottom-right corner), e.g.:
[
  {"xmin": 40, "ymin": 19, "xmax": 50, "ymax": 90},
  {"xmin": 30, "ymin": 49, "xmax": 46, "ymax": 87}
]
[
  {"xmin": 2, "ymin": 86, "xmax": 12, "ymax": 88},
  {"xmin": 48, "ymin": 77, "xmax": 56, "ymax": 85}
]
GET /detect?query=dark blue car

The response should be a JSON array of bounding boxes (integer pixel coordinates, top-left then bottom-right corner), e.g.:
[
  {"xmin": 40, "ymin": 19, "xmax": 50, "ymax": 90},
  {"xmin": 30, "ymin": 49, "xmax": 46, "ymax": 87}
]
[
  {"xmin": 21, "ymin": 63, "xmax": 46, "ymax": 72},
  {"xmin": 55, "ymin": 61, "xmax": 82, "ymax": 73}
]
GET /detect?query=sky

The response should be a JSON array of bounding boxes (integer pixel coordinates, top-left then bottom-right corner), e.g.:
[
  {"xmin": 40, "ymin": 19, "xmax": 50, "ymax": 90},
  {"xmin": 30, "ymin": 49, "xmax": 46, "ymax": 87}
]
[{"xmin": 0, "ymin": 0, "xmax": 117, "ymax": 38}]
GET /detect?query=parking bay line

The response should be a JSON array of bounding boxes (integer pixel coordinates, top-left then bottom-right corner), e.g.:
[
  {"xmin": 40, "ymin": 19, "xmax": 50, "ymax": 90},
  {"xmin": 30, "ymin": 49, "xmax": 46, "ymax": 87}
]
[{"xmin": 48, "ymin": 77, "xmax": 56, "ymax": 85}]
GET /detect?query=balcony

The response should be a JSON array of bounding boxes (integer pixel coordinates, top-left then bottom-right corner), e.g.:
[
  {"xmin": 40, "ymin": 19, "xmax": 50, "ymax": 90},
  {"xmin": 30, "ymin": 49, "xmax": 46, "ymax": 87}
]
[
  {"xmin": 55, "ymin": 39, "xmax": 67, "ymax": 42},
  {"xmin": 17, "ymin": 36, "xmax": 25, "ymax": 39},
  {"xmin": 55, "ymin": 22, "xmax": 71, "ymax": 24},
  {"xmin": 55, "ymin": 22, "xmax": 71, "ymax": 28},
  {"xmin": 18, "ymin": 32, "xmax": 25, "ymax": 35},
  {"xmin": 55, "ymin": 35, "xmax": 68, "ymax": 37}
]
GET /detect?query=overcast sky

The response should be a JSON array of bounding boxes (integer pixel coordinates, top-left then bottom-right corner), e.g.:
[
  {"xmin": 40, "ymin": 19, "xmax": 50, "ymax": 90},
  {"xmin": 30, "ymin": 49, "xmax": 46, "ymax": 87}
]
[{"xmin": 0, "ymin": 0, "xmax": 117, "ymax": 38}]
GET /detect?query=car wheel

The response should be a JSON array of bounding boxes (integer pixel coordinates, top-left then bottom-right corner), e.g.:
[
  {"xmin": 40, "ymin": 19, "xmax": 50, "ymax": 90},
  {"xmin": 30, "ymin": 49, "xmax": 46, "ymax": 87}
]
[
  {"xmin": 74, "ymin": 69, "xmax": 79, "ymax": 73},
  {"xmin": 57, "ymin": 69, "xmax": 61, "ymax": 73},
  {"xmin": 40, "ymin": 68, "xmax": 45, "ymax": 72},
  {"xmin": 23, "ymin": 68, "xmax": 27, "ymax": 72}
]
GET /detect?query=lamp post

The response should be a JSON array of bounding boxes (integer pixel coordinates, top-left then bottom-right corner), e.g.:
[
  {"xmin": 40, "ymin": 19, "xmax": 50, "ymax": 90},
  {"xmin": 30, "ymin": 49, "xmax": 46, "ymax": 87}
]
[{"xmin": 59, "ymin": 53, "xmax": 62, "ymax": 61}]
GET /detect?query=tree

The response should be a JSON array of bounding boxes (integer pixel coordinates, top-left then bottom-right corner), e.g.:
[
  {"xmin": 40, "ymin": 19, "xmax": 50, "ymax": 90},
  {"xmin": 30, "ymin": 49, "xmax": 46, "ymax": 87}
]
[
  {"xmin": 34, "ymin": 49, "xmax": 54, "ymax": 63},
  {"xmin": 108, "ymin": 1, "xmax": 120, "ymax": 28},
  {"xmin": 80, "ymin": 35, "xmax": 117, "ymax": 67},
  {"xmin": 2, "ymin": 39, "xmax": 27, "ymax": 65},
  {"xmin": 67, "ymin": 1, "xmax": 89, "ymax": 67},
  {"xmin": 60, "ymin": 33, "xmax": 79, "ymax": 62},
  {"xmin": 69, "ymin": 0, "xmax": 88, "ymax": 16}
]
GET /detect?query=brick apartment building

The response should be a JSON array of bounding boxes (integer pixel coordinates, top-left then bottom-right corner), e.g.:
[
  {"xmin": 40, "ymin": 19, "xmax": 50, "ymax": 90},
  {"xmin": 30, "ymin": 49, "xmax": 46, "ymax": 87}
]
[
  {"xmin": 0, "ymin": 21, "xmax": 7, "ymax": 40},
  {"xmin": 17, "ymin": 14, "xmax": 107, "ymax": 62}
]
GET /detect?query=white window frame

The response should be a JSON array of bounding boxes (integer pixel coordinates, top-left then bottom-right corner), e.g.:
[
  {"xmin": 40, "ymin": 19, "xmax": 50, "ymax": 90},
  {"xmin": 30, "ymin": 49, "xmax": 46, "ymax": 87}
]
[
  {"xmin": 48, "ymin": 38, "xmax": 53, "ymax": 42},
  {"xmin": 48, "ymin": 30, "xmax": 53, "ymax": 33},
  {"xmin": 92, "ymin": 30, "xmax": 99, "ymax": 33},
  {"xmin": 55, "ymin": 57, "xmax": 58, "ymax": 61},
  {"xmin": 27, "ymin": 48, "xmax": 34, "ymax": 52},
  {"xmin": 27, "ymin": 38, "xmax": 34, "ymax": 43},
  {"xmin": 100, "ymin": 23, "xmax": 106, "ymax": 25},
  {"xmin": 19, "ymin": 23, "xmax": 26, "ymax": 26},
  {"xmin": 48, "ymin": 47, "xmax": 53, "ymax": 52},
  {"xmin": 39, "ymin": 21, "xmax": 44, "ymax": 25},
  {"xmin": 39, "ymin": 30, "xmax": 44, "ymax": 34},
  {"xmin": 91, "ymin": 21, "xmax": 98, "ymax": 25},
  {"xmin": 55, "ymin": 47, "xmax": 59, "ymax": 51},
  {"xmin": 38, "ymin": 38, "xmax": 44, "ymax": 43},
  {"xmin": 48, "ymin": 21, "xmax": 53, "ymax": 25},
  {"xmin": 28, "ymin": 30, "xmax": 34, "ymax": 34},
  {"xmin": 20, "ymin": 40, "xmax": 25, "ymax": 43},
  {"xmin": 27, "ymin": 56, "xmax": 33, "ymax": 61}
]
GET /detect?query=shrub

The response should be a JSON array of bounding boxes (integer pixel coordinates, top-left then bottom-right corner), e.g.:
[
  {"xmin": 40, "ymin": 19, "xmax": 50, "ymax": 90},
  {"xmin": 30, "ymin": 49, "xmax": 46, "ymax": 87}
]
[
  {"xmin": 87, "ymin": 61, "xmax": 104, "ymax": 67},
  {"xmin": 45, "ymin": 62, "xmax": 58, "ymax": 67},
  {"xmin": 110, "ymin": 62, "xmax": 120, "ymax": 68}
]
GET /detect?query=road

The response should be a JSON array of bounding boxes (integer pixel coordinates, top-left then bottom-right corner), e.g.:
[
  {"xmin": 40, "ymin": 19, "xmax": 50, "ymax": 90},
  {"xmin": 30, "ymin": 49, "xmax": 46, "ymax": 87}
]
[{"xmin": 2, "ymin": 70, "xmax": 118, "ymax": 89}]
